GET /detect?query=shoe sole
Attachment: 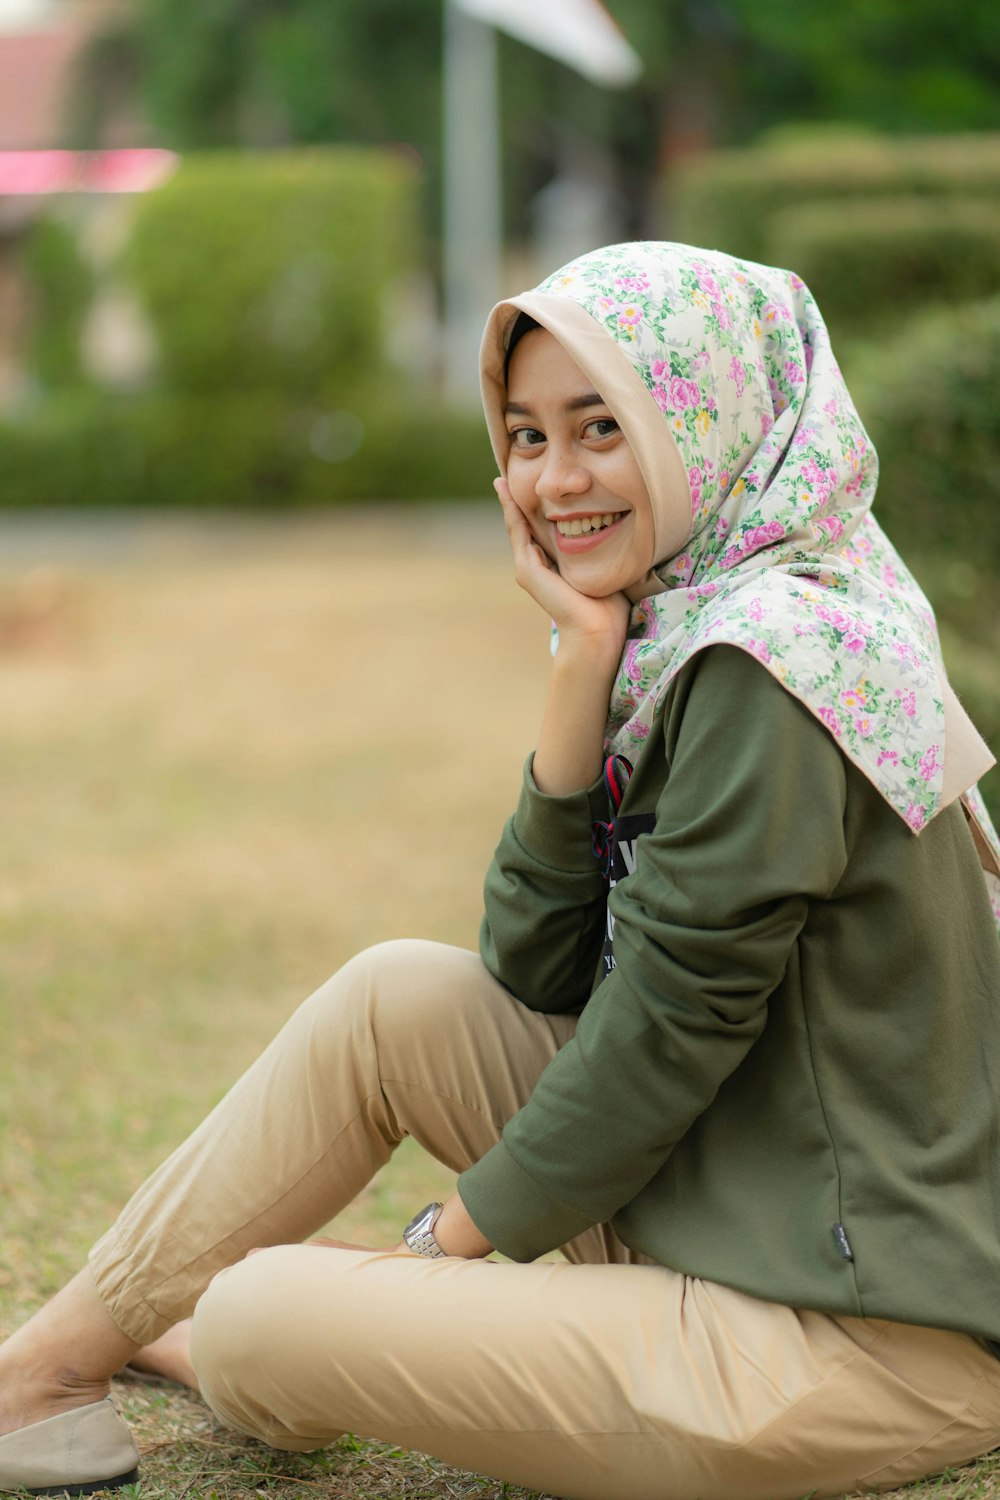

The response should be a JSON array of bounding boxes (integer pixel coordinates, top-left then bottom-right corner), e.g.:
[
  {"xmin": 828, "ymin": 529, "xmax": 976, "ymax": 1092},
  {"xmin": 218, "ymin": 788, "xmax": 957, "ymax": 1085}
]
[{"xmin": 21, "ymin": 1466, "xmax": 139, "ymax": 1497}]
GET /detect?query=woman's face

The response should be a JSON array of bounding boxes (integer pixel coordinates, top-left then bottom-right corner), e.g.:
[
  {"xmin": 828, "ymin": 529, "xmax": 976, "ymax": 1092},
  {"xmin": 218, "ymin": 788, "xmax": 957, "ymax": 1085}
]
[{"xmin": 504, "ymin": 328, "xmax": 655, "ymax": 598}]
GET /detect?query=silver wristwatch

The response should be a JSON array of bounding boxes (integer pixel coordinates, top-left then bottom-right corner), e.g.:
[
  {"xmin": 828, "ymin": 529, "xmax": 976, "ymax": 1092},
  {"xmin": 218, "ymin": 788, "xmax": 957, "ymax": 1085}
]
[{"xmin": 402, "ymin": 1201, "xmax": 446, "ymax": 1257}]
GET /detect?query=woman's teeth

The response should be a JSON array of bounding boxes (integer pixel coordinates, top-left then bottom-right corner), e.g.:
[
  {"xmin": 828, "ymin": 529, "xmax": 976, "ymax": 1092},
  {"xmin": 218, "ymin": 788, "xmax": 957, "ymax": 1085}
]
[{"xmin": 555, "ymin": 512, "xmax": 623, "ymax": 536}]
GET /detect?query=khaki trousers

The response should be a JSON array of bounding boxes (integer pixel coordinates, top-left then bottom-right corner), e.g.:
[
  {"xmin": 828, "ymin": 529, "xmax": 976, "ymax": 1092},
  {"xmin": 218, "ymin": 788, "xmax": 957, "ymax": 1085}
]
[{"xmin": 89, "ymin": 940, "xmax": 1000, "ymax": 1500}]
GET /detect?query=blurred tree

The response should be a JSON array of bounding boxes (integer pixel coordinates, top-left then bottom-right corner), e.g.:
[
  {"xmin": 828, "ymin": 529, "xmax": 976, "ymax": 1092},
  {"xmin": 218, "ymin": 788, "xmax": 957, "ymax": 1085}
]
[
  {"xmin": 69, "ymin": 0, "xmax": 442, "ymax": 191},
  {"xmin": 80, "ymin": 0, "xmax": 998, "ymax": 147},
  {"xmin": 602, "ymin": 0, "xmax": 1000, "ymax": 178},
  {"xmin": 70, "ymin": 0, "xmax": 999, "ymax": 241},
  {"xmin": 726, "ymin": 0, "xmax": 1000, "ymax": 135},
  {"xmin": 127, "ymin": 0, "xmax": 441, "ymax": 152}
]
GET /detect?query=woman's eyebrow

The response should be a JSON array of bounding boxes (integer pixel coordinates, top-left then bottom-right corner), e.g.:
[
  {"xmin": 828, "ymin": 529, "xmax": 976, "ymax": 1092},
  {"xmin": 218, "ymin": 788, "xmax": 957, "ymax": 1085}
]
[{"xmin": 504, "ymin": 393, "xmax": 606, "ymax": 416}]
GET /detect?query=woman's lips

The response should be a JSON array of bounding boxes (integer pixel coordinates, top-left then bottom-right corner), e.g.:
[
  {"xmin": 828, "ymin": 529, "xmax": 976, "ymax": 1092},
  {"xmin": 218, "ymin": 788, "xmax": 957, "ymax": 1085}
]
[{"xmin": 552, "ymin": 512, "xmax": 628, "ymax": 554}]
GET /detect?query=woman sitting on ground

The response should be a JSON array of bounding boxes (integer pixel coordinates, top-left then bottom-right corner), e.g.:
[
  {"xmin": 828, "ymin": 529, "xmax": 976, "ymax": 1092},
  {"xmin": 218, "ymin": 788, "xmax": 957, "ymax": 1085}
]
[{"xmin": 2, "ymin": 240, "xmax": 1000, "ymax": 1500}]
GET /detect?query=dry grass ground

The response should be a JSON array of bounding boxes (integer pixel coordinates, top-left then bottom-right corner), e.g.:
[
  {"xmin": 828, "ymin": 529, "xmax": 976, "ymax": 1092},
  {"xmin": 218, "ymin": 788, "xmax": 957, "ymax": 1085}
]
[{"xmin": 0, "ymin": 508, "xmax": 997, "ymax": 1500}]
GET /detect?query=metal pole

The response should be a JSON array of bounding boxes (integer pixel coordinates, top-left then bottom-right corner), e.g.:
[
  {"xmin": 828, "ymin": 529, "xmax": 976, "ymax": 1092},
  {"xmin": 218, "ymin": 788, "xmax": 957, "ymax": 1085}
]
[{"xmin": 442, "ymin": 0, "xmax": 501, "ymax": 407}]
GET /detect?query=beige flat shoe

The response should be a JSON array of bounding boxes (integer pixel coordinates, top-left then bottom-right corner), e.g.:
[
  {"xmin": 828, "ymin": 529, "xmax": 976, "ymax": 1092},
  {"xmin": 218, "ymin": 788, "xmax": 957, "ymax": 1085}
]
[{"xmin": 0, "ymin": 1397, "xmax": 139, "ymax": 1496}]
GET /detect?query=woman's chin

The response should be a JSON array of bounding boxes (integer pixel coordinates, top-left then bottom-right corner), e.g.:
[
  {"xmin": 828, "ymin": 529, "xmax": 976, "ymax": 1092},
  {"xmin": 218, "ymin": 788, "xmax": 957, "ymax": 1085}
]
[
  {"xmin": 558, "ymin": 568, "xmax": 623, "ymax": 600},
  {"xmin": 560, "ymin": 559, "xmax": 651, "ymax": 601}
]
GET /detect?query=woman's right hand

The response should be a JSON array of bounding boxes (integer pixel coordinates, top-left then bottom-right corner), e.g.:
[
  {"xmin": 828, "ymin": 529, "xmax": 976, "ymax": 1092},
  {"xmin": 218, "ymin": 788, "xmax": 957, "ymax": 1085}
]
[
  {"xmin": 495, "ymin": 479, "xmax": 630, "ymax": 668},
  {"xmin": 496, "ymin": 478, "xmax": 630, "ymax": 795}
]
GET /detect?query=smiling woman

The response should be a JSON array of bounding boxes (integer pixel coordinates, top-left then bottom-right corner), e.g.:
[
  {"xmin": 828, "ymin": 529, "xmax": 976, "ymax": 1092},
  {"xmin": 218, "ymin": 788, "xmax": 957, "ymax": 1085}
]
[{"xmin": 2, "ymin": 242, "xmax": 1000, "ymax": 1500}]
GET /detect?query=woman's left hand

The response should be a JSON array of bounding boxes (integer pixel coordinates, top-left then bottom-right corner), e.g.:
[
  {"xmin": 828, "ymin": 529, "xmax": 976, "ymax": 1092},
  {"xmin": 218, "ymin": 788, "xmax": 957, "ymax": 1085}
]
[
  {"xmin": 247, "ymin": 1236, "xmax": 413, "ymax": 1256},
  {"xmin": 310, "ymin": 1236, "xmax": 394, "ymax": 1252},
  {"xmin": 245, "ymin": 1236, "xmax": 392, "ymax": 1255}
]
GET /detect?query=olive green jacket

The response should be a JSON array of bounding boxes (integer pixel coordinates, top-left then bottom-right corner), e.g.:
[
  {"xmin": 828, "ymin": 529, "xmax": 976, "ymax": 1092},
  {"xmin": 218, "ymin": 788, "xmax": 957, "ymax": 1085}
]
[{"xmin": 458, "ymin": 645, "xmax": 1000, "ymax": 1340}]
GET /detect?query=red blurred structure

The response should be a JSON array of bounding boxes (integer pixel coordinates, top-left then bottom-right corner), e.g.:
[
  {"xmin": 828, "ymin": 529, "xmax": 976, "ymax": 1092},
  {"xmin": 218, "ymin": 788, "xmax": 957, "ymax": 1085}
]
[{"xmin": 0, "ymin": 149, "xmax": 177, "ymax": 195}]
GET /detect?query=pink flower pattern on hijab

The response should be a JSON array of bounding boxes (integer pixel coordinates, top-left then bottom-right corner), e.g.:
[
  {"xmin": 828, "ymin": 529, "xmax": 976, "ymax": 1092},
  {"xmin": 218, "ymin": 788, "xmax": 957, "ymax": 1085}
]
[{"xmin": 523, "ymin": 243, "xmax": 1000, "ymax": 898}]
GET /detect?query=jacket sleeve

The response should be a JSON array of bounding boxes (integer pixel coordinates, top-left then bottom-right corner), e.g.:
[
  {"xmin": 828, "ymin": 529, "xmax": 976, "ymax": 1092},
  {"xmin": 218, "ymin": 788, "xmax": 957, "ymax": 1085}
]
[
  {"xmin": 478, "ymin": 756, "xmax": 610, "ymax": 1014},
  {"xmin": 459, "ymin": 645, "xmax": 850, "ymax": 1260}
]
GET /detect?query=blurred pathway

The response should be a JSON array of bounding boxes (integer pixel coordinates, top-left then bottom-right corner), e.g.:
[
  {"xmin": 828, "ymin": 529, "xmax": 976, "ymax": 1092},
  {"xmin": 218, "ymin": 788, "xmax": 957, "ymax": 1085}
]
[{"xmin": 0, "ymin": 502, "xmax": 504, "ymax": 569}]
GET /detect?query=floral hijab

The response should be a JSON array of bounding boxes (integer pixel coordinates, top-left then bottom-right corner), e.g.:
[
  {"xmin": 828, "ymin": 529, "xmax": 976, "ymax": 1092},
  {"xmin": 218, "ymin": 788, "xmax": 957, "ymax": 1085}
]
[{"xmin": 479, "ymin": 241, "xmax": 1000, "ymax": 915}]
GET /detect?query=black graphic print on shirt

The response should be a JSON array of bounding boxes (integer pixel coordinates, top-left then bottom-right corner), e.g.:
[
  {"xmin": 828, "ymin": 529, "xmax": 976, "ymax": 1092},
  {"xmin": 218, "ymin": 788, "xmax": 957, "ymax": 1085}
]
[{"xmin": 601, "ymin": 812, "xmax": 656, "ymax": 979}]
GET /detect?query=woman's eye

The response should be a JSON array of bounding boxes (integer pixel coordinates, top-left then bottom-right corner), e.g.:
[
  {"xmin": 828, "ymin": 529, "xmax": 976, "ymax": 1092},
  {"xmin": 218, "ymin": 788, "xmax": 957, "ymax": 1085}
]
[
  {"xmin": 585, "ymin": 418, "xmax": 620, "ymax": 440},
  {"xmin": 509, "ymin": 427, "xmax": 545, "ymax": 449}
]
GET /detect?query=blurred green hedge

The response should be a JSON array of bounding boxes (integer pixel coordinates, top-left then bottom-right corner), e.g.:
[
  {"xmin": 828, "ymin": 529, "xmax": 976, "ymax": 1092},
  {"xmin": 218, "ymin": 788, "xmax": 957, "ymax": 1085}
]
[
  {"xmin": 18, "ymin": 217, "xmax": 93, "ymax": 388},
  {"xmin": 669, "ymin": 132, "xmax": 1000, "ymax": 264},
  {"xmin": 0, "ymin": 392, "xmax": 495, "ymax": 507},
  {"xmin": 851, "ymin": 292, "xmax": 1000, "ymax": 568},
  {"xmin": 770, "ymin": 197, "xmax": 1000, "ymax": 337},
  {"xmin": 124, "ymin": 148, "xmax": 417, "ymax": 398},
  {"xmin": 0, "ymin": 147, "xmax": 506, "ymax": 507}
]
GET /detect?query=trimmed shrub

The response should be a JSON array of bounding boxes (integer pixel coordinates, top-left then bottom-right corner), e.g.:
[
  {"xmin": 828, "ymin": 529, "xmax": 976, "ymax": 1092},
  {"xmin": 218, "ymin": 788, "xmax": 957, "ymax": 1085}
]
[
  {"xmin": 850, "ymin": 294, "xmax": 1000, "ymax": 568},
  {"xmin": 17, "ymin": 216, "xmax": 93, "ymax": 388},
  {"xmin": 767, "ymin": 197, "xmax": 1000, "ymax": 339},
  {"xmin": 0, "ymin": 391, "xmax": 495, "ymax": 509},
  {"xmin": 668, "ymin": 132, "xmax": 1000, "ymax": 264},
  {"xmin": 123, "ymin": 148, "xmax": 420, "ymax": 397}
]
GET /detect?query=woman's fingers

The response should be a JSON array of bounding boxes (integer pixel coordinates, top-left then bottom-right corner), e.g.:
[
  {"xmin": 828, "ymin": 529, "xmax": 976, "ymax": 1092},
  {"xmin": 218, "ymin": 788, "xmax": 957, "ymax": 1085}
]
[
  {"xmin": 495, "ymin": 478, "xmax": 555, "ymax": 580},
  {"xmin": 309, "ymin": 1237, "xmax": 382, "ymax": 1252},
  {"xmin": 245, "ymin": 1237, "xmax": 384, "ymax": 1257},
  {"xmin": 495, "ymin": 477, "xmax": 573, "ymax": 614},
  {"xmin": 494, "ymin": 477, "xmax": 531, "ymax": 547}
]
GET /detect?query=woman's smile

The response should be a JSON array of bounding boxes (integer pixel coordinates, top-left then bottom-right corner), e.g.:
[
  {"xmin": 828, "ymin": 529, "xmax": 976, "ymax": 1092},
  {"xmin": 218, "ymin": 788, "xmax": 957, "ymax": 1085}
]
[{"xmin": 550, "ymin": 509, "xmax": 629, "ymax": 552}]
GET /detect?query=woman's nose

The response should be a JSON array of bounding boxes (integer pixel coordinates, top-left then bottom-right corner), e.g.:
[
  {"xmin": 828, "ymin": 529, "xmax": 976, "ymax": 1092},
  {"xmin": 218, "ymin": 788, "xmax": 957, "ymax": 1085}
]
[{"xmin": 535, "ymin": 447, "xmax": 590, "ymax": 502}]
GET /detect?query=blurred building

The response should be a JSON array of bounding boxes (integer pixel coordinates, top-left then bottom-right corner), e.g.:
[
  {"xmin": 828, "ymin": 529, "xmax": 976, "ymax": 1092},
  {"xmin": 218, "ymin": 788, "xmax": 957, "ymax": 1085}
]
[
  {"xmin": 0, "ymin": 0, "xmax": 133, "ymax": 149},
  {"xmin": 0, "ymin": 0, "xmax": 154, "ymax": 405},
  {"xmin": 529, "ymin": 137, "xmax": 627, "ymax": 279}
]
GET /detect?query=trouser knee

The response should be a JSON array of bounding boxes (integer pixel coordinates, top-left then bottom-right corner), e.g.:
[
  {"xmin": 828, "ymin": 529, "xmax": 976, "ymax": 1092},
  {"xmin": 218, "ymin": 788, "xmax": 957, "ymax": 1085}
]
[
  {"xmin": 190, "ymin": 1253, "xmax": 325, "ymax": 1453},
  {"xmin": 301, "ymin": 938, "xmax": 482, "ymax": 1060}
]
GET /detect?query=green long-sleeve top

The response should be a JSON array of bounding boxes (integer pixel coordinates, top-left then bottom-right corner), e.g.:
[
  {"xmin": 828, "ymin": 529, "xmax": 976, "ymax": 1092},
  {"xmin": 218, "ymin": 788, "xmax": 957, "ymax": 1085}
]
[{"xmin": 457, "ymin": 644, "xmax": 1000, "ymax": 1340}]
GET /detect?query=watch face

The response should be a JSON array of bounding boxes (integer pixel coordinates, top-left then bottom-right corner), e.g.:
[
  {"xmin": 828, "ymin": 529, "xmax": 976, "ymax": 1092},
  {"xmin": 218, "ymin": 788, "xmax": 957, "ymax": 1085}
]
[{"xmin": 404, "ymin": 1203, "xmax": 438, "ymax": 1238}]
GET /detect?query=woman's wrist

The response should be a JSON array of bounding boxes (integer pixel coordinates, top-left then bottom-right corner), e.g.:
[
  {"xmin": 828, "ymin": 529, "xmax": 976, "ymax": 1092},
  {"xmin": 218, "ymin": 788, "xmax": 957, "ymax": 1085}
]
[
  {"xmin": 531, "ymin": 644, "xmax": 619, "ymax": 796},
  {"xmin": 394, "ymin": 1192, "xmax": 492, "ymax": 1259},
  {"xmin": 552, "ymin": 627, "xmax": 625, "ymax": 681},
  {"xmin": 433, "ymin": 1193, "xmax": 494, "ymax": 1258}
]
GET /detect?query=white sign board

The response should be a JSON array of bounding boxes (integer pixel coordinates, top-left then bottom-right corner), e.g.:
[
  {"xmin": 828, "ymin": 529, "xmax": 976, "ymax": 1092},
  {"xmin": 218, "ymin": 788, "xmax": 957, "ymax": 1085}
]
[{"xmin": 452, "ymin": 0, "xmax": 641, "ymax": 87}]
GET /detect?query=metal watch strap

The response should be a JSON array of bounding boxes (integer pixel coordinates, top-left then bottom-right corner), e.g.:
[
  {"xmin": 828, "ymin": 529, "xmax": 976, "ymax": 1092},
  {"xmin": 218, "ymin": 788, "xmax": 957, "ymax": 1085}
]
[{"xmin": 402, "ymin": 1201, "xmax": 446, "ymax": 1257}]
